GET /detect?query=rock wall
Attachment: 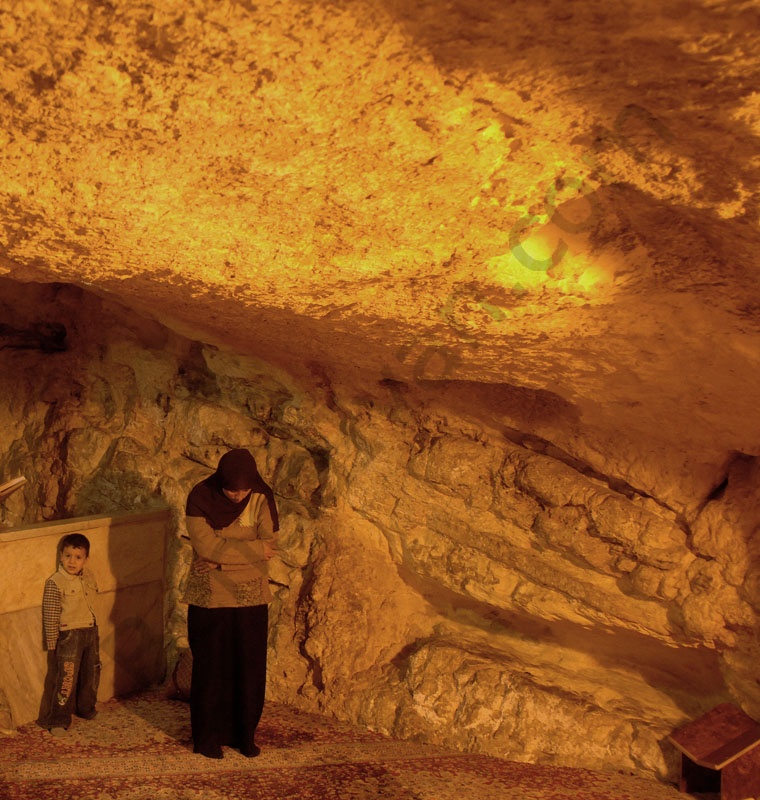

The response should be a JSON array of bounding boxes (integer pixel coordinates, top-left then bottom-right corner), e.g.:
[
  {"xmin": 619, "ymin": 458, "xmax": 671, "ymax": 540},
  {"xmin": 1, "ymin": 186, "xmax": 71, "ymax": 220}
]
[{"xmin": 2, "ymin": 279, "xmax": 760, "ymax": 781}]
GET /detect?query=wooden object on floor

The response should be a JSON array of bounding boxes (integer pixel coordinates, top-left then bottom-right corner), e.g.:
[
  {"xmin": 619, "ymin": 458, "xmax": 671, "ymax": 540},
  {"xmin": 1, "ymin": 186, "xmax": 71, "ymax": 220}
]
[{"xmin": 668, "ymin": 702, "xmax": 760, "ymax": 800}]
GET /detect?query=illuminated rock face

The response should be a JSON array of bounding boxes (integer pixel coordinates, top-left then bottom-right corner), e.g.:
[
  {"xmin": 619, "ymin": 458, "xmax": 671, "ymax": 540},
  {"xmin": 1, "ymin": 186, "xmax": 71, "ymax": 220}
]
[
  {"xmin": 1, "ymin": 281, "xmax": 758, "ymax": 781},
  {"xmin": 1, "ymin": 0, "xmax": 760, "ymax": 782}
]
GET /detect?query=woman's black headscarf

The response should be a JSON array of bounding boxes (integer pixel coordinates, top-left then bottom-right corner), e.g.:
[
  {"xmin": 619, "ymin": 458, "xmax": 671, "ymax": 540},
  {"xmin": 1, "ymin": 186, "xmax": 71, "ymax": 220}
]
[{"xmin": 186, "ymin": 449, "xmax": 279, "ymax": 531}]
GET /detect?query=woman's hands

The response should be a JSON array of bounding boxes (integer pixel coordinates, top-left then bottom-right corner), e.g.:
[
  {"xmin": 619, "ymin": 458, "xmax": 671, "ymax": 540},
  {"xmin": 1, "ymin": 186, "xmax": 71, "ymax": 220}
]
[
  {"xmin": 193, "ymin": 557, "xmax": 217, "ymax": 574},
  {"xmin": 193, "ymin": 539, "xmax": 274, "ymax": 573}
]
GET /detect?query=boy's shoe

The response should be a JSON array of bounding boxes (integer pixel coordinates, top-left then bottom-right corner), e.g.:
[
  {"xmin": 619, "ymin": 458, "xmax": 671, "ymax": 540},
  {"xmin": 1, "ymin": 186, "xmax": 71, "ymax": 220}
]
[
  {"xmin": 78, "ymin": 710, "xmax": 98, "ymax": 720},
  {"xmin": 50, "ymin": 727, "xmax": 67, "ymax": 737}
]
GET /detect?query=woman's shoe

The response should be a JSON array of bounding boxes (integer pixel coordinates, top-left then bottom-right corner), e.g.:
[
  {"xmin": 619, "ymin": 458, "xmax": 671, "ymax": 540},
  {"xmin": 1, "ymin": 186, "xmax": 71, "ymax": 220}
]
[{"xmin": 194, "ymin": 745, "xmax": 224, "ymax": 759}]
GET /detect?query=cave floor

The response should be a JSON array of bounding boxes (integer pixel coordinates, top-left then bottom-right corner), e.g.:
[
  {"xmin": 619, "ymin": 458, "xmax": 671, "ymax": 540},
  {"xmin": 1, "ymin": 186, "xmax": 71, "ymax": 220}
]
[{"xmin": 0, "ymin": 685, "xmax": 714, "ymax": 799}]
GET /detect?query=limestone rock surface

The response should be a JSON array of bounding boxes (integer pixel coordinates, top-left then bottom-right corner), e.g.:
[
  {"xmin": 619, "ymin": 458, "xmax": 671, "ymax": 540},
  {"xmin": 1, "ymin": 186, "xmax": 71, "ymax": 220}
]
[{"xmin": 1, "ymin": 0, "xmax": 760, "ymax": 785}]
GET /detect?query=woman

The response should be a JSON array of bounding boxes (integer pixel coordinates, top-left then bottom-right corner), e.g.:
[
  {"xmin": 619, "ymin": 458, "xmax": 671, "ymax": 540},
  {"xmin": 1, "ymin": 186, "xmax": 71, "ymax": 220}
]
[{"xmin": 182, "ymin": 448, "xmax": 279, "ymax": 759}]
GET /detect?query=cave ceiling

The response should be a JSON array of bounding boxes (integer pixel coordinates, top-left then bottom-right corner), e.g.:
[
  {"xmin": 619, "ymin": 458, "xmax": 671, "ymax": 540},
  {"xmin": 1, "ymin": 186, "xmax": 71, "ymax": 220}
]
[{"xmin": 1, "ymin": 0, "xmax": 759, "ymax": 505}]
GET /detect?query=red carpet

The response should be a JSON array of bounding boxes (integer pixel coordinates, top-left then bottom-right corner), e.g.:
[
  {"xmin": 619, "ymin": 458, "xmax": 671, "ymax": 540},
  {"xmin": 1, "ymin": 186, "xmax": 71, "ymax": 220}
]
[{"xmin": 0, "ymin": 687, "xmax": 712, "ymax": 800}]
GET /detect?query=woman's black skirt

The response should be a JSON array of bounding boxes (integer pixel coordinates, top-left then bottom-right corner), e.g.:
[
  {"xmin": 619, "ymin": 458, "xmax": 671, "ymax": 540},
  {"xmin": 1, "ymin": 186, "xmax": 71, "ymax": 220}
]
[{"xmin": 187, "ymin": 603, "xmax": 269, "ymax": 757}]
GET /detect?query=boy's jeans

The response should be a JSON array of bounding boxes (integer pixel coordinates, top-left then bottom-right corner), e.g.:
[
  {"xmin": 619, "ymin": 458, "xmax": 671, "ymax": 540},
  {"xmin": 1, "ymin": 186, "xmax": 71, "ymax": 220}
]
[{"xmin": 38, "ymin": 625, "xmax": 101, "ymax": 729}]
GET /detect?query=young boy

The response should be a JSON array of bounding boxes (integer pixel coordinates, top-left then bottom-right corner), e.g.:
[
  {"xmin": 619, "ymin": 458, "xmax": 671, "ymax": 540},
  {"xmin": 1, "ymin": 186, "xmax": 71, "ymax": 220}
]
[{"xmin": 37, "ymin": 533, "xmax": 101, "ymax": 735}]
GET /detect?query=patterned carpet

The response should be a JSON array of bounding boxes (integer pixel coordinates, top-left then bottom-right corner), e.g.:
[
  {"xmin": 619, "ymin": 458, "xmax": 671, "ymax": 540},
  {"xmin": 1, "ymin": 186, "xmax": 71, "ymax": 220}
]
[{"xmin": 0, "ymin": 687, "xmax": 711, "ymax": 800}]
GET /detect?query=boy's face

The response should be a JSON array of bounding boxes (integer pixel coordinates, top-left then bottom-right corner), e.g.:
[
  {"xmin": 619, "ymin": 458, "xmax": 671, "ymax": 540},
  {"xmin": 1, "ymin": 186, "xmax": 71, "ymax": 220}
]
[{"xmin": 60, "ymin": 545, "xmax": 88, "ymax": 575}]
